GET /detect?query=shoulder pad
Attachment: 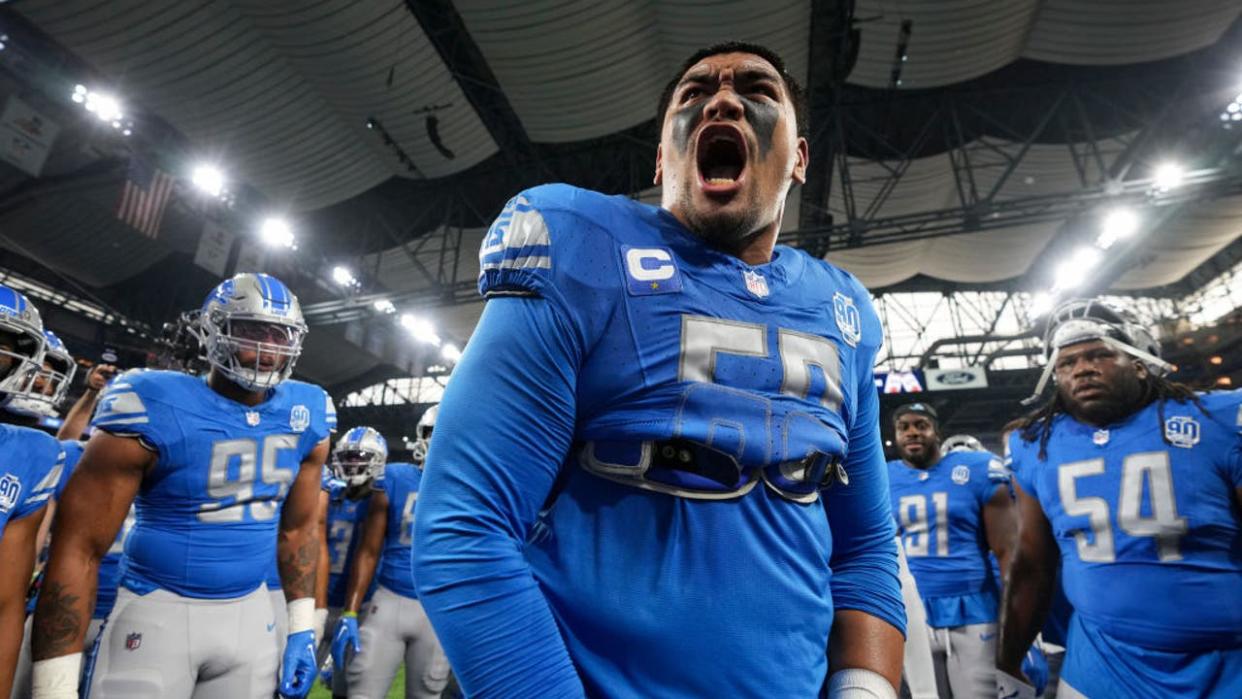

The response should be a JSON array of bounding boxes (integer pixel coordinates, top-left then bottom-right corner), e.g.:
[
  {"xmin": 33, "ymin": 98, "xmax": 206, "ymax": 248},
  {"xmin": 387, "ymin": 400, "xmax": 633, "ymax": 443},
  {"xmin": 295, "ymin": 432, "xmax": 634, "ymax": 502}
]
[{"xmin": 478, "ymin": 184, "xmax": 630, "ymax": 304}]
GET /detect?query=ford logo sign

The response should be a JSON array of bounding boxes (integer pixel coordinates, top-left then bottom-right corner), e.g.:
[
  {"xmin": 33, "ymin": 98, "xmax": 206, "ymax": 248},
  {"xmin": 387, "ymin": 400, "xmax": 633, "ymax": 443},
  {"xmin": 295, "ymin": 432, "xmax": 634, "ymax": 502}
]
[{"xmin": 938, "ymin": 370, "xmax": 977, "ymax": 385}]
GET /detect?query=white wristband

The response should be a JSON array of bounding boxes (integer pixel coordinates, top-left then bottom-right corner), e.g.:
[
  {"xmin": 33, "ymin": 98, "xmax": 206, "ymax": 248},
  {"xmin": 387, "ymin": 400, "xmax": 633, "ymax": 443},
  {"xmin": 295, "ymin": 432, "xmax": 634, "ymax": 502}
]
[
  {"xmin": 31, "ymin": 653, "xmax": 82, "ymax": 699},
  {"xmin": 313, "ymin": 607, "xmax": 329, "ymax": 641},
  {"xmin": 827, "ymin": 668, "xmax": 898, "ymax": 699},
  {"xmin": 287, "ymin": 597, "xmax": 315, "ymax": 635}
]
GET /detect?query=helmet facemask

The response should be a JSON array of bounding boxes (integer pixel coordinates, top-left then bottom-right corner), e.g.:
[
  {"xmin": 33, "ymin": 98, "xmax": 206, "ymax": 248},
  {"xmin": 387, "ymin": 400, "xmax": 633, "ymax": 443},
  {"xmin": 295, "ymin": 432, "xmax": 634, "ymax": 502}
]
[
  {"xmin": 205, "ymin": 314, "xmax": 305, "ymax": 392},
  {"xmin": 1023, "ymin": 299, "xmax": 1173, "ymax": 406},
  {"xmin": 411, "ymin": 404, "xmax": 438, "ymax": 467},
  {"xmin": 0, "ymin": 327, "xmax": 48, "ymax": 409},
  {"xmin": 331, "ymin": 447, "xmax": 384, "ymax": 488}
]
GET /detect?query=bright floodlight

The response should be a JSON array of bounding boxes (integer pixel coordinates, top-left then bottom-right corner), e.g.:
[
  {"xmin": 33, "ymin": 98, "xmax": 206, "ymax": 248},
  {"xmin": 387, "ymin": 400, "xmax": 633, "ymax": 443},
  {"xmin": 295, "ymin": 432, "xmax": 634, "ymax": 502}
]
[
  {"xmin": 1152, "ymin": 162, "xmax": 1185, "ymax": 191},
  {"xmin": 399, "ymin": 313, "xmax": 440, "ymax": 346},
  {"xmin": 1097, "ymin": 208, "xmax": 1140, "ymax": 249},
  {"xmin": 191, "ymin": 164, "xmax": 226, "ymax": 198},
  {"xmin": 331, "ymin": 265, "xmax": 356, "ymax": 287},
  {"xmin": 85, "ymin": 91, "xmax": 123, "ymax": 123},
  {"xmin": 259, "ymin": 217, "xmax": 295, "ymax": 248},
  {"xmin": 441, "ymin": 343, "xmax": 462, "ymax": 362},
  {"xmin": 1054, "ymin": 247, "xmax": 1102, "ymax": 290},
  {"xmin": 373, "ymin": 299, "xmax": 396, "ymax": 314}
]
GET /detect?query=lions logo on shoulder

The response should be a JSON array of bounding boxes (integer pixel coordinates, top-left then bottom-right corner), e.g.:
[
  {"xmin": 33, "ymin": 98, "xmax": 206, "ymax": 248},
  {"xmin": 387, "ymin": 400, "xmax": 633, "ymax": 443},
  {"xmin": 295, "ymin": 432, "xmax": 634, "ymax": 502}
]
[
  {"xmin": 0, "ymin": 473, "xmax": 21, "ymax": 513},
  {"xmin": 290, "ymin": 405, "xmax": 311, "ymax": 433},
  {"xmin": 1163, "ymin": 415, "xmax": 1200, "ymax": 449},
  {"xmin": 951, "ymin": 465, "xmax": 970, "ymax": 485},
  {"xmin": 833, "ymin": 292, "xmax": 862, "ymax": 347}
]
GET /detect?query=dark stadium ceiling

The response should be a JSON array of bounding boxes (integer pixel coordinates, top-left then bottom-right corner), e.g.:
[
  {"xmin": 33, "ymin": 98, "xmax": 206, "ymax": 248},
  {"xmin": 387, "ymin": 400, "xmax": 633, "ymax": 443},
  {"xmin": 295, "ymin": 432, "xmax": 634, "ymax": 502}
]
[{"xmin": 2, "ymin": 0, "xmax": 1241, "ymax": 392}]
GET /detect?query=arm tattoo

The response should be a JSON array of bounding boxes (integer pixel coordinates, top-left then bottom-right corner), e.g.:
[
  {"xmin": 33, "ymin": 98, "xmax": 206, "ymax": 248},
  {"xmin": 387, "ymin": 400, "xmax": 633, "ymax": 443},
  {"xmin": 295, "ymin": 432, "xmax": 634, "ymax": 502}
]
[
  {"xmin": 279, "ymin": 532, "xmax": 318, "ymax": 600},
  {"xmin": 32, "ymin": 581, "xmax": 86, "ymax": 660}
]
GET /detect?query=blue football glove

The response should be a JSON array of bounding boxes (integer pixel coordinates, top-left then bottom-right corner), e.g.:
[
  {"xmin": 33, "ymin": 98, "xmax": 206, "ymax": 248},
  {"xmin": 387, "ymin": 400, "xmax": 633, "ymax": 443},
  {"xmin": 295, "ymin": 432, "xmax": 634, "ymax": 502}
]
[
  {"xmin": 331, "ymin": 614, "xmax": 361, "ymax": 670},
  {"xmin": 1021, "ymin": 644, "xmax": 1050, "ymax": 696},
  {"xmin": 278, "ymin": 630, "xmax": 317, "ymax": 699}
]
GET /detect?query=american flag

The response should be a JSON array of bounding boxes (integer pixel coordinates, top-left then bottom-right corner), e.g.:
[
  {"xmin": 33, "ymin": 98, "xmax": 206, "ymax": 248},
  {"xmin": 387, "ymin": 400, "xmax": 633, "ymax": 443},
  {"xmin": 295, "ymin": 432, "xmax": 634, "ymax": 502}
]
[{"xmin": 116, "ymin": 156, "xmax": 175, "ymax": 239}]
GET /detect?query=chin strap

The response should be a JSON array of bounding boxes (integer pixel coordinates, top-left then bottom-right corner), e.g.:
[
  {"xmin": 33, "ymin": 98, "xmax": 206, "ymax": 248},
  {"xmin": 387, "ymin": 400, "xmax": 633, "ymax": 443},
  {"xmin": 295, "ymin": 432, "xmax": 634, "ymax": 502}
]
[{"xmin": 1022, "ymin": 335, "xmax": 1175, "ymax": 407}]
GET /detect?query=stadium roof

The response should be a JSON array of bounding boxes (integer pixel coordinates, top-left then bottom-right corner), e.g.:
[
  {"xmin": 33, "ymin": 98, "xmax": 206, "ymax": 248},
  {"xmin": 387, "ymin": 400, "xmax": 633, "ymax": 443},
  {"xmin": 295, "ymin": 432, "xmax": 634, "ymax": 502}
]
[{"xmin": 3, "ymin": 0, "xmax": 1241, "ymax": 391}]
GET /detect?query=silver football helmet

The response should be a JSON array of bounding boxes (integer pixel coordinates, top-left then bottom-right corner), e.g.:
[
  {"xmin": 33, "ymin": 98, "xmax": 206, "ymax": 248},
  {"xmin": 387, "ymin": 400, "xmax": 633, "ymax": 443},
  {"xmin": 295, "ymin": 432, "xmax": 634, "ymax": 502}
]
[
  {"xmin": 9, "ymin": 330, "xmax": 75, "ymax": 416},
  {"xmin": 331, "ymin": 426, "xmax": 388, "ymax": 487},
  {"xmin": 200, "ymin": 273, "xmax": 307, "ymax": 391},
  {"xmin": 1024, "ymin": 297, "xmax": 1172, "ymax": 404},
  {"xmin": 411, "ymin": 404, "xmax": 438, "ymax": 467},
  {"xmin": 0, "ymin": 285, "xmax": 49, "ymax": 409},
  {"xmin": 942, "ymin": 434, "xmax": 985, "ymax": 453}
]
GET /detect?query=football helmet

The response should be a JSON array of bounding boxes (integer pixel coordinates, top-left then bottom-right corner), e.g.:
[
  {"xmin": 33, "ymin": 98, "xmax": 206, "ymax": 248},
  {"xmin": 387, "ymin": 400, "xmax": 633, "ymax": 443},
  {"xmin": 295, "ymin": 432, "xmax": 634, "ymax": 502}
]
[
  {"xmin": 200, "ymin": 273, "xmax": 307, "ymax": 391},
  {"xmin": 331, "ymin": 426, "xmax": 388, "ymax": 487},
  {"xmin": 0, "ymin": 284, "xmax": 48, "ymax": 408},
  {"xmin": 10, "ymin": 330, "xmax": 75, "ymax": 416},
  {"xmin": 411, "ymin": 404, "xmax": 438, "ymax": 467},
  {"xmin": 1024, "ymin": 297, "xmax": 1173, "ymax": 404},
  {"xmin": 942, "ymin": 434, "xmax": 985, "ymax": 453}
]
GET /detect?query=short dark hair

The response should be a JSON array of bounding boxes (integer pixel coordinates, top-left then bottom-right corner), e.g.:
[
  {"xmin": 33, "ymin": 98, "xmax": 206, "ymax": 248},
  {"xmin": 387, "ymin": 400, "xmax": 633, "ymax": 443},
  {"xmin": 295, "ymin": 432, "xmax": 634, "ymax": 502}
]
[{"xmin": 656, "ymin": 41, "xmax": 809, "ymax": 138}]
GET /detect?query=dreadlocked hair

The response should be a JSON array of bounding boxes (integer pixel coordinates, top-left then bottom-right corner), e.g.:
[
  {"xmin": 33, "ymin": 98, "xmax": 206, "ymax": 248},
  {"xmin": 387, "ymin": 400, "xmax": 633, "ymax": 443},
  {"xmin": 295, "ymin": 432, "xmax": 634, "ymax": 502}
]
[{"xmin": 1007, "ymin": 372, "xmax": 1210, "ymax": 460}]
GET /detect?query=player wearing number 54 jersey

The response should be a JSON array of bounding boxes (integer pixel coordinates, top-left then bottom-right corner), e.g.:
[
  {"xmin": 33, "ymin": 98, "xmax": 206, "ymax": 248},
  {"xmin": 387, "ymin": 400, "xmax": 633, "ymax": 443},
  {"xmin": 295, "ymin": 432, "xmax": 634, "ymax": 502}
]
[
  {"xmin": 997, "ymin": 299, "xmax": 1242, "ymax": 699},
  {"xmin": 414, "ymin": 42, "xmax": 904, "ymax": 699},
  {"xmin": 31, "ymin": 273, "xmax": 335, "ymax": 699}
]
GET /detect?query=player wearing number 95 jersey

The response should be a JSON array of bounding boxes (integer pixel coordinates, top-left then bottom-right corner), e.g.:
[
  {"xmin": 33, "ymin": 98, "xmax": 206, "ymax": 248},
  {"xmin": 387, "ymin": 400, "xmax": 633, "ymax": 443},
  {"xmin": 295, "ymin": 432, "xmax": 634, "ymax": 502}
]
[
  {"xmin": 413, "ymin": 42, "xmax": 904, "ymax": 699},
  {"xmin": 31, "ymin": 273, "xmax": 336, "ymax": 699},
  {"xmin": 997, "ymin": 298, "xmax": 1242, "ymax": 699}
]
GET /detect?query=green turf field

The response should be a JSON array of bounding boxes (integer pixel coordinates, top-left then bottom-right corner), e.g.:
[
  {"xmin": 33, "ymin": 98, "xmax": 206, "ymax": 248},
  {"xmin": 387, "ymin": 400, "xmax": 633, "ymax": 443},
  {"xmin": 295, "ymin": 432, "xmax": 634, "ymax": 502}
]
[{"xmin": 307, "ymin": 663, "xmax": 405, "ymax": 699}]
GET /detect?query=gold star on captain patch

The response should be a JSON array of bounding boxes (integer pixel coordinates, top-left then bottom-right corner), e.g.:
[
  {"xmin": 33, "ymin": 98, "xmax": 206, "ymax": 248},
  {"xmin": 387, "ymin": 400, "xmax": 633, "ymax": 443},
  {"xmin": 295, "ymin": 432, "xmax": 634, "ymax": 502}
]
[{"xmin": 650, "ymin": 281, "xmax": 659, "ymax": 290}]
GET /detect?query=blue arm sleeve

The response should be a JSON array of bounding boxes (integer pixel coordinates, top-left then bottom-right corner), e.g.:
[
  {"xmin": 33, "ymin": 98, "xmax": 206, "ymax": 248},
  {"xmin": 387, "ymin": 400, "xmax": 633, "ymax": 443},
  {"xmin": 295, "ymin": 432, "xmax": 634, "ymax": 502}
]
[
  {"xmin": 822, "ymin": 337, "xmax": 905, "ymax": 636},
  {"xmin": 412, "ymin": 296, "xmax": 586, "ymax": 699}
]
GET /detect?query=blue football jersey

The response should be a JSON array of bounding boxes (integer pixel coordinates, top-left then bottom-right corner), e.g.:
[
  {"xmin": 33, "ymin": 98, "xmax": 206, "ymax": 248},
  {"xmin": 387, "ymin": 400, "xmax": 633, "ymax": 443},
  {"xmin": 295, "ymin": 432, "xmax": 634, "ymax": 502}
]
[
  {"xmin": 91, "ymin": 369, "xmax": 336, "ymax": 599},
  {"xmin": 375, "ymin": 462, "xmax": 421, "ymax": 598},
  {"xmin": 0, "ymin": 423, "xmax": 63, "ymax": 530},
  {"xmin": 439, "ymin": 184, "xmax": 901, "ymax": 697},
  {"xmin": 1009, "ymin": 391, "xmax": 1242, "ymax": 652},
  {"xmin": 54, "ymin": 440, "xmax": 84, "ymax": 499},
  {"xmin": 325, "ymin": 489, "xmax": 373, "ymax": 608},
  {"xmin": 888, "ymin": 450, "xmax": 1009, "ymax": 627}
]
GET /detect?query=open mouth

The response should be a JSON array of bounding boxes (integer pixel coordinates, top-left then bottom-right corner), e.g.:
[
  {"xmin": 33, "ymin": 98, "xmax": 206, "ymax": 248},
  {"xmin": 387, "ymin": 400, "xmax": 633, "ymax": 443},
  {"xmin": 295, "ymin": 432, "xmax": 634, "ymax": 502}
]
[{"xmin": 695, "ymin": 124, "xmax": 748, "ymax": 194}]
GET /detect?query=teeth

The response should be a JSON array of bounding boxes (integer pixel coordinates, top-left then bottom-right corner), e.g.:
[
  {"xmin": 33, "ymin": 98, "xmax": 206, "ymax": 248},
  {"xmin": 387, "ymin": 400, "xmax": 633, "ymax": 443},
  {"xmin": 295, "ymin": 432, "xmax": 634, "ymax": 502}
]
[{"xmin": 706, "ymin": 177, "xmax": 735, "ymax": 185}]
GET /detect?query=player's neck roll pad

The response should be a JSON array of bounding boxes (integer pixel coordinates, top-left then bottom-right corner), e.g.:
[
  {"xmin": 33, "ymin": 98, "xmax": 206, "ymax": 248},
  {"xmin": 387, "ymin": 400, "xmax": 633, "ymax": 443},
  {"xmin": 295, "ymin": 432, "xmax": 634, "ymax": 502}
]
[{"xmin": 578, "ymin": 439, "xmax": 845, "ymax": 503}]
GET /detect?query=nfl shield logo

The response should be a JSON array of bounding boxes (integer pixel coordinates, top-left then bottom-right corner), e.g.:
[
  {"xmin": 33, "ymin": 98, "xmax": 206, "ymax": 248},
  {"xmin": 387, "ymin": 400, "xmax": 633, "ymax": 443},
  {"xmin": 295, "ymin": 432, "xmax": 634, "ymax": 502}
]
[
  {"xmin": 743, "ymin": 270, "xmax": 769, "ymax": 298},
  {"xmin": 125, "ymin": 632, "xmax": 142, "ymax": 651},
  {"xmin": 1093, "ymin": 429, "xmax": 1110, "ymax": 446},
  {"xmin": 290, "ymin": 405, "xmax": 310, "ymax": 433},
  {"xmin": 1163, "ymin": 416, "xmax": 1200, "ymax": 449},
  {"xmin": 245, "ymin": 411, "xmax": 261, "ymax": 427}
]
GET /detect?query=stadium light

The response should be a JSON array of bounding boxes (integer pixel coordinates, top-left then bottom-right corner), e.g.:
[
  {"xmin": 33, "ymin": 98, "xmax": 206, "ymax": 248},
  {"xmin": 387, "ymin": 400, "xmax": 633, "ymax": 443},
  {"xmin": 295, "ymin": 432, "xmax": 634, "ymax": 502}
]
[
  {"xmin": 373, "ymin": 298, "xmax": 396, "ymax": 314},
  {"xmin": 72, "ymin": 84, "xmax": 134, "ymax": 134},
  {"xmin": 259, "ymin": 217, "xmax": 295, "ymax": 249},
  {"xmin": 441, "ymin": 343, "xmax": 461, "ymax": 362},
  {"xmin": 331, "ymin": 265, "xmax": 359, "ymax": 288},
  {"xmin": 190, "ymin": 164, "xmax": 227, "ymax": 198},
  {"xmin": 1096, "ymin": 208, "xmax": 1140, "ymax": 249},
  {"xmin": 1152, "ymin": 162, "xmax": 1185, "ymax": 191},
  {"xmin": 399, "ymin": 313, "xmax": 440, "ymax": 346},
  {"xmin": 1054, "ymin": 247, "xmax": 1101, "ymax": 290}
]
